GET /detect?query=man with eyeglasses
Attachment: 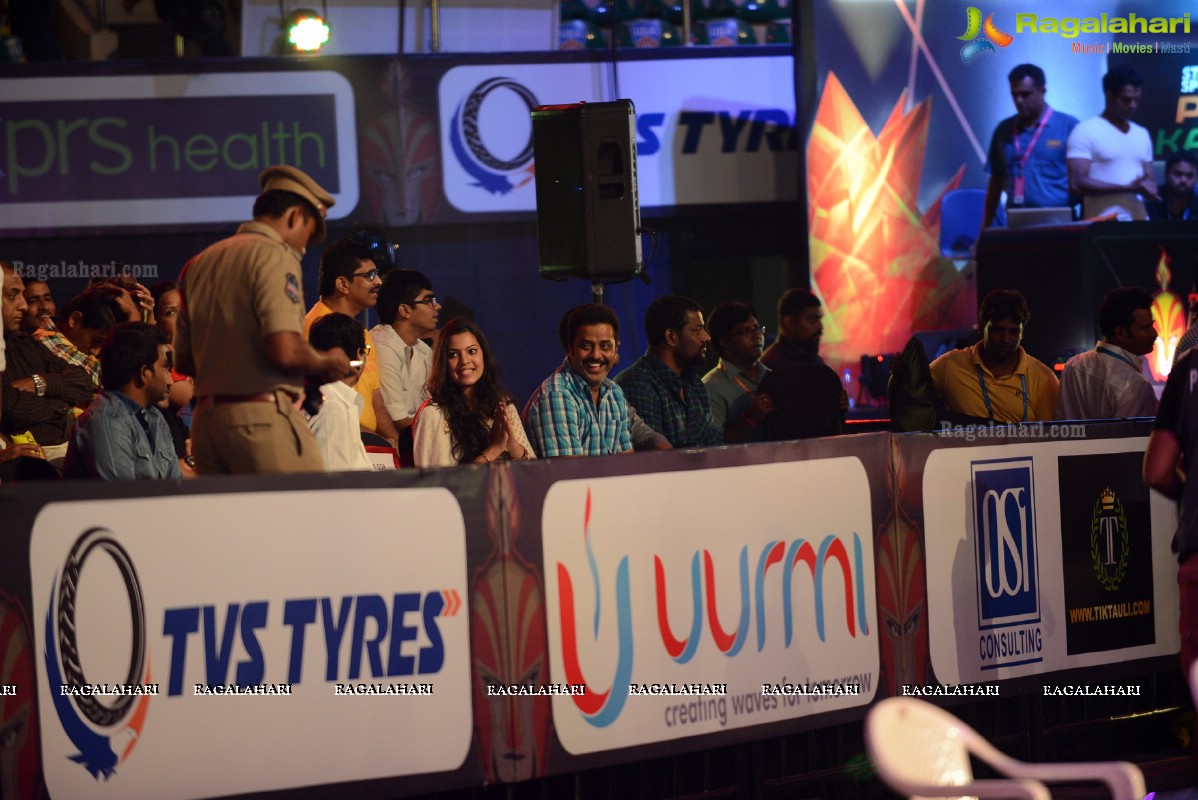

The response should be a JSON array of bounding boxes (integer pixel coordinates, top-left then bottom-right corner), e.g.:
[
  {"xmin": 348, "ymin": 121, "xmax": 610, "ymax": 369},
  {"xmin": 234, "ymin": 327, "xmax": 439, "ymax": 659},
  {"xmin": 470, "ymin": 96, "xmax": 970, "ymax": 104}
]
[
  {"xmin": 177, "ymin": 165, "xmax": 351, "ymax": 474},
  {"xmin": 64, "ymin": 323, "xmax": 181, "ymax": 480},
  {"xmin": 615, "ymin": 295, "xmax": 722, "ymax": 449},
  {"xmin": 303, "ymin": 238, "xmax": 398, "ymax": 448},
  {"xmin": 703, "ymin": 302, "xmax": 774, "ymax": 444},
  {"xmin": 371, "ymin": 269, "xmax": 440, "ymax": 459}
]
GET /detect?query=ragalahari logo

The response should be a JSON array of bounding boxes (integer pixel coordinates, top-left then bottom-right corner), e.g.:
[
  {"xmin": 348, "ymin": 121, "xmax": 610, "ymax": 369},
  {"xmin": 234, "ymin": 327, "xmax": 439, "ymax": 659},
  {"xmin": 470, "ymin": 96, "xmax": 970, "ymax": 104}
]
[{"xmin": 958, "ymin": 7, "xmax": 1013, "ymax": 63}]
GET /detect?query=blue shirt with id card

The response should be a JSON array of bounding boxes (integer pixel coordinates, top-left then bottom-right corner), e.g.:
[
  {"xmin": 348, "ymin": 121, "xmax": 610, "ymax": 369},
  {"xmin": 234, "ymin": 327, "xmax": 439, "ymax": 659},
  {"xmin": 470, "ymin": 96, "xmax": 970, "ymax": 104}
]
[{"xmin": 986, "ymin": 106, "xmax": 1078, "ymax": 210}]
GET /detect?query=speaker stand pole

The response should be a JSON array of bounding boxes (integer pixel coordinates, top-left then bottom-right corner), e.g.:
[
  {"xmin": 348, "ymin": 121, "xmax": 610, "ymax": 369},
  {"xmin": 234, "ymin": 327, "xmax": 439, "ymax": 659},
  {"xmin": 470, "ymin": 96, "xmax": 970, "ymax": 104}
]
[{"xmin": 591, "ymin": 281, "xmax": 605, "ymax": 306}]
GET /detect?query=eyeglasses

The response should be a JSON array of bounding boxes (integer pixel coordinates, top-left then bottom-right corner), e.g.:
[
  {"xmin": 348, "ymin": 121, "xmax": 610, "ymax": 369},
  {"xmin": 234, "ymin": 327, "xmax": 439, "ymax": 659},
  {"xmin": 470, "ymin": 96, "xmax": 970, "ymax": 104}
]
[
  {"xmin": 410, "ymin": 296, "xmax": 439, "ymax": 306},
  {"xmin": 730, "ymin": 325, "xmax": 766, "ymax": 339},
  {"xmin": 351, "ymin": 268, "xmax": 379, "ymax": 281}
]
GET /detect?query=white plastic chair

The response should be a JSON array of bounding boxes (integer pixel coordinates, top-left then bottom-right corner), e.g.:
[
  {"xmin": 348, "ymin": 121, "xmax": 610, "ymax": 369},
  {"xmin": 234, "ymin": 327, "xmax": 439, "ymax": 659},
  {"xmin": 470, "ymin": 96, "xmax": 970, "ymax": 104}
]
[{"xmin": 865, "ymin": 696, "xmax": 1147, "ymax": 800}]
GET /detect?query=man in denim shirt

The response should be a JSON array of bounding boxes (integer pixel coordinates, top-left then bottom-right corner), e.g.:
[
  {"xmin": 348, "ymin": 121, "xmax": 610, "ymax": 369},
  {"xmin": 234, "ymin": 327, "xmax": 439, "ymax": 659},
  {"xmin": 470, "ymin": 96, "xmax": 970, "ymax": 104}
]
[{"xmin": 64, "ymin": 323, "xmax": 180, "ymax": 480}]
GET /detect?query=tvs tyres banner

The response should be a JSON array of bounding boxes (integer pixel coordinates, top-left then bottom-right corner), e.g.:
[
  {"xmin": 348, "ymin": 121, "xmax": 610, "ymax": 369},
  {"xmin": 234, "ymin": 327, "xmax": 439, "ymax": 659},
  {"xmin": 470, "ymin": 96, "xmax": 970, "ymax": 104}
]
[{"xmin": 29, "ymin": 490, "xmax": 471, "ymax": 800}]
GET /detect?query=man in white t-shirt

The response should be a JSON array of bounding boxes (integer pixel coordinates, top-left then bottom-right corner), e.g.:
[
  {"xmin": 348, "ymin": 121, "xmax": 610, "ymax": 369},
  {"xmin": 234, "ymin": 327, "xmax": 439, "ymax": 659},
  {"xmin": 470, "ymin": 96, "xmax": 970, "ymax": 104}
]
[
  {"xmin": 371, "ymin": 269, "xmax": 439, "ymax": 446},
  {"xmin": 1066, "ymin": 64, "xmax": 1158, "ymax": 220},
  {"xmin": 307, "ymin": 312, "xmax": 375, "ymax": 471}
]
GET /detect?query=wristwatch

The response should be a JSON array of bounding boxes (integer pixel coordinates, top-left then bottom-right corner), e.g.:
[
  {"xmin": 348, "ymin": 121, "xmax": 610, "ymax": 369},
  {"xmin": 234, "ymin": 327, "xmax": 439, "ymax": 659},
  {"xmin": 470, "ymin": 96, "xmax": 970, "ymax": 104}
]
[{"xmin": 31, "ymin": 374, "xmax": 46, "ymax": 397}]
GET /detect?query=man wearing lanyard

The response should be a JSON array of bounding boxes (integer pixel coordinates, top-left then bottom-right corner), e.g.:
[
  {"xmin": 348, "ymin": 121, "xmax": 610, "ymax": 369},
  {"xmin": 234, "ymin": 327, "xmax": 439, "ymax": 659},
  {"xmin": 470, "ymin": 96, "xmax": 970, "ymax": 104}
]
[
  {"xmin": 930, "ymin": 289, "xmax": 1058, "ymax": 423},
  {"xmin": 1147, "ymin": 151, "xmax": 1198, "ymax": 221},
  {"xmin": 1057, "ymin": 288, "xmax": 1158, "ymax": 420},
  {"xmin": 982, "ymin": 64, "xmax": 1079, "ymax": 229}
]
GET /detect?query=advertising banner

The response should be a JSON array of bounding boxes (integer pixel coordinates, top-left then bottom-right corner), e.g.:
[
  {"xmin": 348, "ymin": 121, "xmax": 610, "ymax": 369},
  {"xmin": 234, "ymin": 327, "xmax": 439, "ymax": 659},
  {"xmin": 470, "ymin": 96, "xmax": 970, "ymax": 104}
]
[
  {"xmin": 617, "ymin": 56, "xmax": 798, "ymax": 208},
  {"xmin": 0, "ymin": 425, "xmax": 1181, "ymax": 798},
  {"xmin": 920, "ymin": 435, "xmax": 1179, "ymax": 685},
  {"xmin": 437, "ymin": 62, "xmax": 606, "ymax": 215},
  {"xmin": 1058, "ymin": 451, "xmax": 1156, "ymax": 656},
  {"xmin": 29, "ymin": 490, "xmax": 470, "ymax": 799},
  {"xmin": 0, "ymin": 72, "xmax": 359, "ymax": 231},
  {"xmin": 436, "ymin": 55, "xmax": 797, "ymax": 214},
  {"xmin": 0, "ymin": 51, "xmax": 795, "ymax": 234},
  {"xmin": 540, "ymin": 459, "xmax": 878, "ymax": 755}
]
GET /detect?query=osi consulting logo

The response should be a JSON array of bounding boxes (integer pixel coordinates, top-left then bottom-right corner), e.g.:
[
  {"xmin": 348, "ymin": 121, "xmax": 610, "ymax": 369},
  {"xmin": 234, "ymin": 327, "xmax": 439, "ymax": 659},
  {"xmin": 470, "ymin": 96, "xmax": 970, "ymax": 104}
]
[{"xmin": 973, "ymin": 459, "xmax": 1043, "ymax": 669}]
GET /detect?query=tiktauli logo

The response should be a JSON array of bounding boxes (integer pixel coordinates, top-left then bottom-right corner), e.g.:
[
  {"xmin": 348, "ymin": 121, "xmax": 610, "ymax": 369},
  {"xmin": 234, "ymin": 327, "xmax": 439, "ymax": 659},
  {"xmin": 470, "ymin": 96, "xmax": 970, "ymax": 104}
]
[
  {"xmin": 449, "ymin": 78, "xmax": 539, "ymax": 196},
  {"xmin": 958, "ymin": 6, "xmax": 1013, "ymax": 62},
  {"xmin": 44, "ymin": 528, "xmax": 151, "ymax": 780}
]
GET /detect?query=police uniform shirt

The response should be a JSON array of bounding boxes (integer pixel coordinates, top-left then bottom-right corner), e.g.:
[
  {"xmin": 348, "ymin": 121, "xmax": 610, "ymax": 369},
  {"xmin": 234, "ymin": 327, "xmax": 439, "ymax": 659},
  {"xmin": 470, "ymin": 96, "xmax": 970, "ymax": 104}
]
[{"xmin": 177, "ymin": 221, "xmax": 307, "ymax": 397}]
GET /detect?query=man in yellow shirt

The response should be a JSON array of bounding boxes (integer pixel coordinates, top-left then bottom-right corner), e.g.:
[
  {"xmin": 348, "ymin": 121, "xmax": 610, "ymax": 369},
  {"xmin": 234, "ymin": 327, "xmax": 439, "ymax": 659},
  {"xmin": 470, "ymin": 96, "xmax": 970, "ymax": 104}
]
[
  {"xmin": 930, "ymin": 289, "xmax": 1058, "ymax": 423},
  {"xmin": 303, "ymin": 239, "xmax": 398, "ymax": 448}
]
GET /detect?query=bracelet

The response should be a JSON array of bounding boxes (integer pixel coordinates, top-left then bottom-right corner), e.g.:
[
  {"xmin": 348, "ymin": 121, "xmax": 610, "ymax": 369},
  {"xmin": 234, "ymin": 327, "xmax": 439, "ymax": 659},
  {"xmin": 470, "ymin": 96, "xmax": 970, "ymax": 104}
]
[
  {"xmin": 480, "ymin": 451, "xmax": 494, "ymax": 464},
  {"xmin": 740, "ymin": 411, "xmax": 757, "ymax": 428}
]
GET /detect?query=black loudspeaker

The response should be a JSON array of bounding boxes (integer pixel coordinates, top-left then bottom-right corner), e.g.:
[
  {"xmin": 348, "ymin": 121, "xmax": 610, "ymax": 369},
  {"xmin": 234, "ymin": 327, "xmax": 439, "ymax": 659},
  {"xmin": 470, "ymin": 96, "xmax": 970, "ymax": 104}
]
[{"xmin": 532, "ymin": 99, "xmax": 643, "ymax": 281}]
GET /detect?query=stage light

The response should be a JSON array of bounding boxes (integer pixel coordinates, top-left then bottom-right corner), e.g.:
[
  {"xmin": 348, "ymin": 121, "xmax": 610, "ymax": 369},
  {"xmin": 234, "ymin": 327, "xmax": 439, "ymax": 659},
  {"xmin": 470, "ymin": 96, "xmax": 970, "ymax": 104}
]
[{"xmin": 282, "ymin": 3, "xmax": 329, "ymax": 53}]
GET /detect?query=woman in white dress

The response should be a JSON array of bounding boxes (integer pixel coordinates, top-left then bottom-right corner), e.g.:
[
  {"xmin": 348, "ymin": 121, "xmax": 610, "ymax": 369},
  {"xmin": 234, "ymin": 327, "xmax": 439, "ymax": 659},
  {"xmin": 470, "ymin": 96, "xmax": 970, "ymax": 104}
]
[{"xmin": 412, "ymin": 318, "xmax": 534, "ymax": 468}]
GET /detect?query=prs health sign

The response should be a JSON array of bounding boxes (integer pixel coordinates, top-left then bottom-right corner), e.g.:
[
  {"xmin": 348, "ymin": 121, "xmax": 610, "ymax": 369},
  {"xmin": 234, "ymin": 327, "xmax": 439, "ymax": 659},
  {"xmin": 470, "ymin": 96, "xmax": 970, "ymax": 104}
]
[{"xmin": 0, "ymin": 72, "xmax": 358, "ymax": 231}]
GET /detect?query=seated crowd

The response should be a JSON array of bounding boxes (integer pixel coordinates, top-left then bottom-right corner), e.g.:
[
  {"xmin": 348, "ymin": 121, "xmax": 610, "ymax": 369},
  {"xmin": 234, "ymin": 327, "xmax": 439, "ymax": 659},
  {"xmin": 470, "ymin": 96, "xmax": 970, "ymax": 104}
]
[
  {"xmin": 0, "ymin": 168, "xmax": 1170, "ymax": 482},
  {"xmin": 0, "ymin": 260, "xmax": 1165, "ymax": 482}
]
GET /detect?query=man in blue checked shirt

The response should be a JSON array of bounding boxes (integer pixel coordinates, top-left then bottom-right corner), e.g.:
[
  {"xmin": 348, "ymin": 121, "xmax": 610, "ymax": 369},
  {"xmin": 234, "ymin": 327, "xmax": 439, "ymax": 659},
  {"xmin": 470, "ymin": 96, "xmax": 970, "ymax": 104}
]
[
  {"xmin": 523, "ymin": 304, "xmax": 633, "ymax": 458},
  {"xmin": 615, "ymin": 295, "xmax": 723, "ymax": 449}
]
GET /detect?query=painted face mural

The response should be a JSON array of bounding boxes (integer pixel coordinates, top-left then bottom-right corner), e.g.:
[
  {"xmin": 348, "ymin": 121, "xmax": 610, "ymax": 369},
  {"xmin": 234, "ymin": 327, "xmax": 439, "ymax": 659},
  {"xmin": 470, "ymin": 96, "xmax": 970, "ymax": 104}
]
[
  {"xmin": 1, "ymin": 591, "xmax": 41, "ymax": 799},
  {"xmin": 471, "ymin": 467, "xmax": 551, "ymax": 781},
  {"xmin": 876, "ymin": 445, "xmax": 928, "ymax": 692}
]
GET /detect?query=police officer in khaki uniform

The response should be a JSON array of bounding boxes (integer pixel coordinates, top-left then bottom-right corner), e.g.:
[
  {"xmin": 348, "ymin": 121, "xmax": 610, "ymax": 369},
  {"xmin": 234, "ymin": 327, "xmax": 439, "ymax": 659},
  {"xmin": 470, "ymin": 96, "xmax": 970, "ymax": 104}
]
[{"xmin": 176, "ymin": 166, "xmax": 351, "ymax": 474}]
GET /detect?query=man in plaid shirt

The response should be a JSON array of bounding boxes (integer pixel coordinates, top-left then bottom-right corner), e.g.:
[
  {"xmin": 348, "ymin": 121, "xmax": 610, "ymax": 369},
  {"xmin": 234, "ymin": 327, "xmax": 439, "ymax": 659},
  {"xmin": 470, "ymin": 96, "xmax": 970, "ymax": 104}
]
[
  {"xmin": 615, "ymin": 295, "xmax": 722, "ymax": 449},
  {"xmin": 523, "ymin": 304, "xmax": 633, "ymax": 458},
  {"xmin": 31, "ymin": 285, "xmax": 130, "ymax": 390}
]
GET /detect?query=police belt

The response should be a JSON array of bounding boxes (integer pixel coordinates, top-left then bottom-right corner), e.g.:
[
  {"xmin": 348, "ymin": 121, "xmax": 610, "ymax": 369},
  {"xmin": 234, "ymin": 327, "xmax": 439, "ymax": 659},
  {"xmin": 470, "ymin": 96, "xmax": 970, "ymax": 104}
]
[{"xmin": 199, "ymin": 393, "xmax": 278, "ymax": 404}]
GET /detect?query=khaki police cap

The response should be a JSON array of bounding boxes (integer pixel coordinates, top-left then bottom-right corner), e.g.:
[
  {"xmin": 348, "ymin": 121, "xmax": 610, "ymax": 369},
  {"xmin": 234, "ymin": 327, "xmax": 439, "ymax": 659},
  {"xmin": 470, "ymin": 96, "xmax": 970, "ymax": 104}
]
[{"xmin": 258, "ymin": 165, "xmax": 335, "ymax": 244}]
